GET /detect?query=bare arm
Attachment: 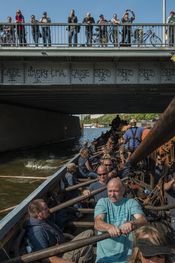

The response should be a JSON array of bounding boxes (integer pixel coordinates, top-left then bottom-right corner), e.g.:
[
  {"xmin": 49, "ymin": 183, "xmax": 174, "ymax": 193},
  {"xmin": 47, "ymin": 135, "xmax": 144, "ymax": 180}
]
[
  {"xmin": 95, "ymin": 214, "xmax": 121, "ymax": 237},
  {"xmin": 164, "ymin": 178, "xmax": 175, "ymax": 191},
  {"xmin": 85, "ymin": 160, "xmax": 93, "ymax": 171},
  {"xmin": 47, "ymin": 256, "xmax": 73, "ymax": 263}
]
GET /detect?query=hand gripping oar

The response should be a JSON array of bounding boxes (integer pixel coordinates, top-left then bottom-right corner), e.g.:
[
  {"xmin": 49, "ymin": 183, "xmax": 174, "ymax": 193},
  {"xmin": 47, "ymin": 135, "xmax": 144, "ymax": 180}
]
[
  {"xmin": 2, "ymin": 233, "xmax": 110, "ymax": 263},
  {"xmin": 50, "ymin": 186, "xmax": 106, "ymax": 213},
  {"xmin": 64, "ymin": 178, "xmax": 98, "ymax": 192}
]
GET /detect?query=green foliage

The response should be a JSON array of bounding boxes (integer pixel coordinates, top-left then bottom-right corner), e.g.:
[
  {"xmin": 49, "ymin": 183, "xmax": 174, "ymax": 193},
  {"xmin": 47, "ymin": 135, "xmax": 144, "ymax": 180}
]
[{"xmin": 82, "ymin": 114, "xmax": 159, "ymax": 125}]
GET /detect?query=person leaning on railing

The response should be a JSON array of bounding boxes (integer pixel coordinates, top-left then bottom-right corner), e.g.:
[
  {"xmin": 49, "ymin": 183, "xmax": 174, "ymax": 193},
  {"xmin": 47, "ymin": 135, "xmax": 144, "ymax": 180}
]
[
  {"xmin": 40, "ymin": 11, "xmax": 51, "ymax": 47},
  {"xmin": 110, "ymin": 13, "xmax": 120, "ymax": 47},
  {"xmin": 97, "ymin": 14, "xmax": 108, "ymax": 47},
  {"xmin": 15, "ymin": 9, "xmax": 27, "ymax": 46},
  {"xmin": 30, "ymin": 15, "xmax": 41, "ymax": 47},
  {"xmin": 68, "ymin": 9, "xmax": 79, "ymax": 47},
  {"xmin": 82, "ymin": 12, "xmax": 95, "ymax": 47}
]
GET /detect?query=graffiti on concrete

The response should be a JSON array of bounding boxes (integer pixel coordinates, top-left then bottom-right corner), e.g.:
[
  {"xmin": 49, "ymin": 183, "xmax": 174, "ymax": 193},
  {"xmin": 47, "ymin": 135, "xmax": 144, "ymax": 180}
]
[
  {"xmin": 51, "ymin": 68, "xmax": 66, "ymax": 78},
  {"xmin": 71, "ymin": 69, "xmax": 90, "ymax": 82},
  {"xmin": 3, "ymin": 68, "xmax": 22, "ymax": 82},
  {"xmin": 139, "ymin": 68, "xmax": 155, "ymax": 81},
  {"xmin": 27, "ymin": 66, "xmax": 48, "ymax": 83},
  {"xmin": 116, "ymin": 68, "xmax": 134, "ymax": 82},
  {"xmin": 161, "ymin": 68, "xmax": 175, "ymax": 81},
  {"xmin": 0, "ymin": 62, "xmax": 174, "ymax": 85},
  {"xmin": 94, "ymin": 68, "xmax": 111, "ymax": 82}
]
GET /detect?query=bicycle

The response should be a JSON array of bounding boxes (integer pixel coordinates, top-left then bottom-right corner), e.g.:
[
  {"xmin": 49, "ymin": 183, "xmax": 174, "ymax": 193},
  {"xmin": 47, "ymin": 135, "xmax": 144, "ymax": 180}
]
[
  {"xmin": 133, "ymin": 26, "xmax": 162, "ymax": 47},
  {"xmin": 92, "ymin": 27, "xmax": 100, "ymax": 46},
  {"xmin": 92, "ymin": 23, "xmax": 118, "ymax": 47}
]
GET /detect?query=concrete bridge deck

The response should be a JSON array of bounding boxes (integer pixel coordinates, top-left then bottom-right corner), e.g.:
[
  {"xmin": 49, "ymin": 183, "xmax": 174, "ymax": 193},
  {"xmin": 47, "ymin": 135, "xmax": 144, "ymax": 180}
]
[{"xmin": 0, "ymin": 47, "xmax": 174, "ymax": 113}]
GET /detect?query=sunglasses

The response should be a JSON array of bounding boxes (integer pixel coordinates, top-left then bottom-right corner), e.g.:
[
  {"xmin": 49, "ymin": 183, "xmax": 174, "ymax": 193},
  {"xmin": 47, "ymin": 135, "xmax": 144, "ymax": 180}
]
[
  {"xmin": 143, "ymin": 255, "xmax": 165, "ymax": 259},
  {"xmin": 98, "ymin": 173, "xmax": 107, "ymax": 176}
]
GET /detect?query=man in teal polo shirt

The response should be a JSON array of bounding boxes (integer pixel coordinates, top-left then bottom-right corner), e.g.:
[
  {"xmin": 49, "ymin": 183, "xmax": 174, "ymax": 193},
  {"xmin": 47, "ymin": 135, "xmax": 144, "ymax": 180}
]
[{"xmin": 94, "ymin": 178, "xmax": 147, "ymax": 263}]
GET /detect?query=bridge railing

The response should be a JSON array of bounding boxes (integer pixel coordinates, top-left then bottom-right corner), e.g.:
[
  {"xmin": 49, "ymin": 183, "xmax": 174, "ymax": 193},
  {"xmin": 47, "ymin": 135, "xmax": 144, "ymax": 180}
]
[{"xmin": 0, "ymin": 23, "xmax": 174, "ymax": 48}]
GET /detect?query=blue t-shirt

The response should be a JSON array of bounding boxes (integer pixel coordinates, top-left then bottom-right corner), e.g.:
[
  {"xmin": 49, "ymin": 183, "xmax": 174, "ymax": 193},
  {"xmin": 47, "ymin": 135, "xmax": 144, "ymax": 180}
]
[
  {"xmin": 123, "ymin": 127, "xmax": 143, "ymax": 151},
  {"xmin": 88, "ymin": 181, "xmax": 107, "ymax": 203},
  {"xmin": 94, "ymin": 197, "xmax": 144, "ymax": 263}
]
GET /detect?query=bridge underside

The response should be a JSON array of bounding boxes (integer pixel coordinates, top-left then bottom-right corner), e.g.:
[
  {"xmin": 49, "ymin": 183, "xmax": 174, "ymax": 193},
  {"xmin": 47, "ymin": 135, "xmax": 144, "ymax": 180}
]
[
  {"xmin": 0, "ymin": 84, "xmax": 174, "ymax": 113},
  {"xmin": 0, "ymin": 48, "xmax": 174, "ymax": 113}
]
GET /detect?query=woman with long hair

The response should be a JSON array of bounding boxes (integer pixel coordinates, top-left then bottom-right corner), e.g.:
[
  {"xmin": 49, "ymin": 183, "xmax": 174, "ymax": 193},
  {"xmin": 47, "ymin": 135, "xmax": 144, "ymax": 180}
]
[
  {"xmin": 128, "ymin": 226, "xmax": 172, "ymax": 263},
  {"xmin": 68, "ymin": 9, "xmax": 78, "ymax": 47}
]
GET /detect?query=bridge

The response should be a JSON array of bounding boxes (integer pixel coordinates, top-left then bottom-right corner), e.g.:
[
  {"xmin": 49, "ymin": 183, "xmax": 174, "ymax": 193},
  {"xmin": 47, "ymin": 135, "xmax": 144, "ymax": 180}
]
[{"xmin": 0, "ymin": 23, "xmax": 174, "ymax": 151}]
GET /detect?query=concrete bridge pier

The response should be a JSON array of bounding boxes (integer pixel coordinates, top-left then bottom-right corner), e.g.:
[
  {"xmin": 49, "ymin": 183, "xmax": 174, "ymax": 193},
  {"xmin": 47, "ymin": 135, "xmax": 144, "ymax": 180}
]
[{"xmin": 0, "ymin": 104, "xmax": 81, "ymax": 152}]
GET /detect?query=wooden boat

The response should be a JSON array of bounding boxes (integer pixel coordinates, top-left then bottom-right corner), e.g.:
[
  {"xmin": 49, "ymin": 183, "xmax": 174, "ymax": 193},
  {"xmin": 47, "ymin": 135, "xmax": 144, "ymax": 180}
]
[
  {"xmin": 1, "ymin": 98, "xmax": 175, "ymax": 262},
  {"xmin": 0, "ymin": 152, "xmax": 109, "ymax": 263}
]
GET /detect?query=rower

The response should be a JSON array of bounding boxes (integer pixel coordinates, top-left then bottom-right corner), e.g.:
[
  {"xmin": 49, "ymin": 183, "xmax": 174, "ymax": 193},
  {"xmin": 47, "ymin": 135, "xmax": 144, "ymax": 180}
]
[
  {"xmin": 78, "ymin": 148, "xmax": 97, "ymax": 178},
  {"xmin": 83, "ymin": 165, "xmax": 108, "ymax": 204},
  {"xmin": 26, "ymin": 199, "xmax": 94, "ymax": 263}
]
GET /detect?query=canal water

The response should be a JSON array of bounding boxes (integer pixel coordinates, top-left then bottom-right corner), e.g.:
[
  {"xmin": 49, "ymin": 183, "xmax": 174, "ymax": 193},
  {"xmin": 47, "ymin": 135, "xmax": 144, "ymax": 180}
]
[{"xmin": 0, "ymin": 128, "xmax": 109, "ymax": 218}]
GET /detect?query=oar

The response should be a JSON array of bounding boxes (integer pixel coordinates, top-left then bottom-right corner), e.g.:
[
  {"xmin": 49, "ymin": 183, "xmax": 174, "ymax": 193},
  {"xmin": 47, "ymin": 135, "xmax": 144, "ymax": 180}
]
[
  {"xmin": 145, "ymin": 204, "xmax": 175, "ymax": 211},
  {"xmin": 50, "ymin": 177, "xmax": 128, "ymax": 213},
  {"xmin": 65, "ymin": 178, "xmax": 98, "ymax": 192},
  {"xmin": 69, "ymin": 208, "xmax": 94, "ymax": 214},
  {"xmin": 129, "ymin": 97, "xmax": 175, "ymax": 166},
  {"xmin": 2, "ymin": 233, "xmax": 110, "ymax": 263},
  {"xmin": 78, "ymin": 178, "xmax": 91, "ymax": 182},
  {"xmin": 0, "ymin": 175, "xmax": 47, "ymax": 180},
  {"xmin": 50, "ymin": 186, "xmax": 106, "ymax": 213},
  {"xmin": 0, "ymin": 206, "xmax": 17, "ymax": 215},
  {"xmin": 71, "ymin": 204, "xmax": 175, "ymax": 213}
]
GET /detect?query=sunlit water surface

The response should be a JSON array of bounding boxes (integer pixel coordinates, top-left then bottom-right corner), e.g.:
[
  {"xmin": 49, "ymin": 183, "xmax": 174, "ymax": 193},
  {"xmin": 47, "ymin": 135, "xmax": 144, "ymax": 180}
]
[{"xmin": 0, "ymin": 128, "xmax": 109, "ymax": 218}]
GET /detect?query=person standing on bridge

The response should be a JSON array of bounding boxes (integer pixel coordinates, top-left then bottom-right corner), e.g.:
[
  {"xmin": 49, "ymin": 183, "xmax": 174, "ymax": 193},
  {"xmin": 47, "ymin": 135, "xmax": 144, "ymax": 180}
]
[
  {"xmin": 110, "ymin": 13, "xmax": 120, "ymax": 47},
  {"xmin": 30, "ymin": 15, "xmax": 40, "ymax": 47},
  {"xmin": 82, "ymin": 12, "xmax": 95, "ymax": 47},
  {"xmin": 97, "ymin": 14, "xmax": 108, "ymax": 47},
  {"xmin": 40, "ymin": 11, "xmax": 51, "ymax": 47},
  {"xmin": 68, "ymin": 9, "xmax": 79, "ymax": 47},
  {"xmin": 166, "ymin": 11, "xmax": 175, "ymax": 47},
  {"xmin": 121, "ymin": 9, "xmax": 135, "ymax": 46},
  {"xmin": 15, "ymin": 9, "xmax": 27, "ymax": 46}
]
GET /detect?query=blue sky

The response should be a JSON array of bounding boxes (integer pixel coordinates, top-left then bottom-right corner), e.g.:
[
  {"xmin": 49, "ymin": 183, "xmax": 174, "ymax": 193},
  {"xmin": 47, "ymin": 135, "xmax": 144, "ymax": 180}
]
[{"xmin": 0, "ymin": 0, "xmax": 175, "ymax": 23}]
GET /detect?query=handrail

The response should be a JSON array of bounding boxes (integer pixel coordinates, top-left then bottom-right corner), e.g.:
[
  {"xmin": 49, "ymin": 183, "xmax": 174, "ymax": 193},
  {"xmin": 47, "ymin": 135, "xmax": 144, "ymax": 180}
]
[
  {"xmin": 0, "ymin": 23, "xmax": 172, "ymax": 48},
  {"xmin": 0, "ymin": 22, "xmax": 173, "ymax": 26}
]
